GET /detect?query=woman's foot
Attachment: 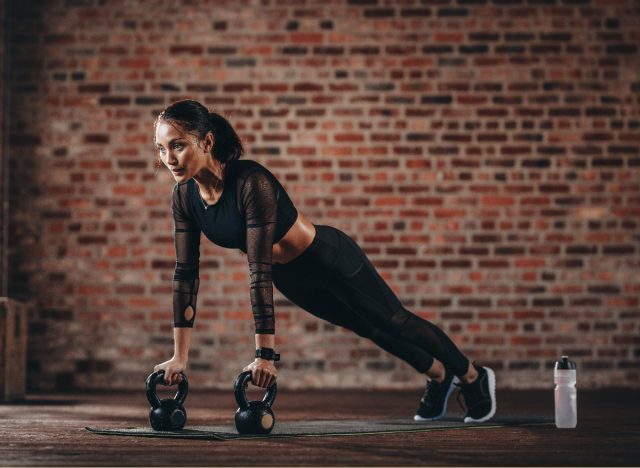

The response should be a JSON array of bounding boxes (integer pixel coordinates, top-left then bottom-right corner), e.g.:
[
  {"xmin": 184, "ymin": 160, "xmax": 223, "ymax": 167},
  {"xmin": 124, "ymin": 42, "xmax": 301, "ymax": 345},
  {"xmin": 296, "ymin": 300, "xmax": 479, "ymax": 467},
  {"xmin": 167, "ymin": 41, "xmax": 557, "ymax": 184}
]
[
  {"xmin": 458, "ymin": 364, "xmax": 497, "ymax": 423},
  {"xmin": 414, "ymin": 369, "xmax": 459, "ymax": 421}
]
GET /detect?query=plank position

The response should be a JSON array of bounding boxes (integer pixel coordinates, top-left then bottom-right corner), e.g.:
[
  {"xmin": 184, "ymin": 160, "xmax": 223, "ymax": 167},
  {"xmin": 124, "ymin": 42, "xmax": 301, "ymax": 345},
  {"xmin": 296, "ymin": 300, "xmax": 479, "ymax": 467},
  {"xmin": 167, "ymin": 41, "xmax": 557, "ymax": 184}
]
[{"xmin": 152, "ymin": 99, "xmax": 497, "ymax": 423}]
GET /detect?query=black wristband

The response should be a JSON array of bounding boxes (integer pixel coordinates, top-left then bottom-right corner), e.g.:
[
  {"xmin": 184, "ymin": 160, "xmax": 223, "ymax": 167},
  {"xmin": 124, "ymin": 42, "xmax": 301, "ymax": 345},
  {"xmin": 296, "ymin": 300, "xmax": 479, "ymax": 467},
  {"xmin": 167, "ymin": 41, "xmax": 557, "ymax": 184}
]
[{"xmin": 255, "ymin": 347, "xmax": 280, "ymax": 362}]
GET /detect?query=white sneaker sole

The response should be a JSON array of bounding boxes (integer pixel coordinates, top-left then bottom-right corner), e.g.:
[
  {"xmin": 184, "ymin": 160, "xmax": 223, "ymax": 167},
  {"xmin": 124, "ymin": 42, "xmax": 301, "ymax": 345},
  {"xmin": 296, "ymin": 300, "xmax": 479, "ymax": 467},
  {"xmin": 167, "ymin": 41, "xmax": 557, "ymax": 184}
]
[
  {"xmin": 463, "ymin": 366, "xmax": 497, "ymax": 423},
  {"xmin": 413, "ymin": 376, "xmax": 460, "ymax": 421}
]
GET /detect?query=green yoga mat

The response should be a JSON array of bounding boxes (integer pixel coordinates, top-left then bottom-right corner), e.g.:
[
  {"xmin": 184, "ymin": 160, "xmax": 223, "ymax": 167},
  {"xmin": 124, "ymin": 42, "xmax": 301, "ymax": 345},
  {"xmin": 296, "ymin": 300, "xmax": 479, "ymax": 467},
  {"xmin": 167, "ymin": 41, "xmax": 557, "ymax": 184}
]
[{"xmin": 86, "ymin": 415, "xmax": 554, "ymax": 441}]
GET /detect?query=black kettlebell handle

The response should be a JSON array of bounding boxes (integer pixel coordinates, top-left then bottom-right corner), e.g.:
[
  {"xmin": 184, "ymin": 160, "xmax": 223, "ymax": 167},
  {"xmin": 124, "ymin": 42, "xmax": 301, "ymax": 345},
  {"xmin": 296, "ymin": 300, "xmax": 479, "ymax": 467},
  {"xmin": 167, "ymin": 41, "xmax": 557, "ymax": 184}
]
[
  {"xmin": 234, "ymin": 370, "xmax": 277, "ymax": 410},
  {"xmin": 146, "ymin": 370, "xmax": 188, "ymax": 409}
]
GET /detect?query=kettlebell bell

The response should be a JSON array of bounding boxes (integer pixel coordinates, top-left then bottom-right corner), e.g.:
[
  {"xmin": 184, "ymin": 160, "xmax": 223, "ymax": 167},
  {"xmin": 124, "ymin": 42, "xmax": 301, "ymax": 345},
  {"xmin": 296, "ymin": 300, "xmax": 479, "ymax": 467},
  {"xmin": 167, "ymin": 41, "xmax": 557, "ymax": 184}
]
[
  {"xmin": 234, "ymin": 370, "xmax": 277, "ymax": 434},
  {"xmin": 145, "ymin": 370, "xmax": 188, "ymax": 431}
]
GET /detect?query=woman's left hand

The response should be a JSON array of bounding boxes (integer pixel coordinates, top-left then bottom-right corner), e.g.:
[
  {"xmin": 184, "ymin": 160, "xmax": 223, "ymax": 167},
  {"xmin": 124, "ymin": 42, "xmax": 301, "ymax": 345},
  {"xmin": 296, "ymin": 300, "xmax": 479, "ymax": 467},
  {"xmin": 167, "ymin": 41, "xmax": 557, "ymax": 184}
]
[{"xmin": 243, "ymin": 358, "xmax": 278, "ymax": 388}]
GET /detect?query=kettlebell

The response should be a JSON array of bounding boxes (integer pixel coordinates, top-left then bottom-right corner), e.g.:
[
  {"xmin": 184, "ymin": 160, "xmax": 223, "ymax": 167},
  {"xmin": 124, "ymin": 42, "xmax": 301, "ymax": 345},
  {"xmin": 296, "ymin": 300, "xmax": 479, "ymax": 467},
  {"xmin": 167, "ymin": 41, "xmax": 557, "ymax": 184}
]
[
  {"xmin": 145, "ymin": 370, "xmax": 188, "ymax": 431},
  {"xmin": 234, "ymin": 370, "xmax": 277, "ymax": 434}
]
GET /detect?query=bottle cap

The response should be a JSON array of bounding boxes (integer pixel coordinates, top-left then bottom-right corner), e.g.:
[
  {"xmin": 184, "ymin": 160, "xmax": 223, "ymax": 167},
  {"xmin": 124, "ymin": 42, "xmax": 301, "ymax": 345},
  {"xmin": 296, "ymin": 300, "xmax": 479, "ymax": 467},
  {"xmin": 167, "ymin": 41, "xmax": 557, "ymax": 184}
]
[{"xmin": 554, "ymin": 355, "xmax": 576, "ymax": 370}]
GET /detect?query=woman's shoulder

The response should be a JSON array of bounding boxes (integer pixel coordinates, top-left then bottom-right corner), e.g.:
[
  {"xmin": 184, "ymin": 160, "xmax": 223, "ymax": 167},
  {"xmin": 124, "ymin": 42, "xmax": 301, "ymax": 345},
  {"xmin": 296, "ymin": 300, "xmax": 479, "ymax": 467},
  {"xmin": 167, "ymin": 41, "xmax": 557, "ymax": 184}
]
[
  {"xmin": 173, "ymin": 179, "xmax": 195, "ymax": 199},
  {"xmin": 231, "ymin": 158, "xmax": 261, "ymax": 173},
  {"xmin": 232, "ymin": 159, "xmax": 285, "ymax": 204},
  {"xmin": 232, "ymin": 158, "xmax": 275, "ymax": 181},
  {"xmin": 174, "ymin": 179, "xmax": 191, "ymax": 193}
]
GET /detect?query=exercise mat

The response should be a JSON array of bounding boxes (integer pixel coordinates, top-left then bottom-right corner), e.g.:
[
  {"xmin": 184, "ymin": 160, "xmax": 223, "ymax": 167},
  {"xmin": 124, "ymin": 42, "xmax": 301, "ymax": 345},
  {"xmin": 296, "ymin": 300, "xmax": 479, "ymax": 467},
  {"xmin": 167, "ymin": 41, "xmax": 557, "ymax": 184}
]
[{"xmin": 86, "ymin": 414, "xmax": 554, "ymax": 441}]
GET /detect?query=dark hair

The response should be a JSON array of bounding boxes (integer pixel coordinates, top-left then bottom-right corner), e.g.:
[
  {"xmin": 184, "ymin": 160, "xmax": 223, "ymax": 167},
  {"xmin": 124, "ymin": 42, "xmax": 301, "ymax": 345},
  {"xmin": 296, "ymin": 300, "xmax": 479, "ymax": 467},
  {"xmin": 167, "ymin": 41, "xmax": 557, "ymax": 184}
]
[{"xmin": 154, "ymin": 99, "xmax": 244, "ymax": 164}]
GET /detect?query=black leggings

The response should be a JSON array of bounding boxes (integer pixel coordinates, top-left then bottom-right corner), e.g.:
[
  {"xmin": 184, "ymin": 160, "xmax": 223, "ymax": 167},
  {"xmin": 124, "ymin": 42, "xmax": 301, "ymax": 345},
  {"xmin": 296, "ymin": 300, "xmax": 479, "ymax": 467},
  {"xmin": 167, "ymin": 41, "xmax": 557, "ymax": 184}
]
[{"xmin": 272, "ymin": 225, "xmax": 470, "ymax": 376}]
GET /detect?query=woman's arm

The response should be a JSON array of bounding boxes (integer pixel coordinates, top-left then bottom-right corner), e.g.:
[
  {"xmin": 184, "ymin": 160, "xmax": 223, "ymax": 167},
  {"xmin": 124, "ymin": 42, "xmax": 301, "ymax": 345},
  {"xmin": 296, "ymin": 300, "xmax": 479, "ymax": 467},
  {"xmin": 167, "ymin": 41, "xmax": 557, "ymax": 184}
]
[
  {"xmin": 242, "ymin": 333, "xmax": 278, "ymax": 388},
  {"xmin": 174, "ymin": 326, "xmax": 192, "ymax": 362},
  {"xmin": 240, "ymin": 169, "xmax": 278, "ymax": 334},
  {"xmin": 154, "ymin": 327, "xmax": 192, "ymax": 385},
  {"xmin": 240, "ymin": 169, "xmax": 279, "ymax": 387},
  {"xmin": 155, "ymin": 184, "xmax": 201, "ymax": 385},
  {"xmin": 256, "ymin": 333, "xmax": 275, "ymax": 350},
  {"xmin": 172, "ymin": 184, "xmax": 201, "ymax": 329}
]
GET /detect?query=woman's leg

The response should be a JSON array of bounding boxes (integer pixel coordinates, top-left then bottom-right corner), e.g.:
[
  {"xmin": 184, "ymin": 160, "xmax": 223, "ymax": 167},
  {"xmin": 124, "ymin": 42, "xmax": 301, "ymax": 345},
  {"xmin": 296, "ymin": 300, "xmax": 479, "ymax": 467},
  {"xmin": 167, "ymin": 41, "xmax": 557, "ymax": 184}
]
[
  {"xmin": 273, "ymin": 225, "xmax": 470, "ymax": 378},
  {"xmin": 272, "ymin": 224, "xmax": 493, "ymax": 421},
  {"xmin": 273, "ymin": 259, "xmax": 436, "ymax": 374},
  {"xmin": 324, "ymin": 226, "xmax": 471, "ymax": 378}
]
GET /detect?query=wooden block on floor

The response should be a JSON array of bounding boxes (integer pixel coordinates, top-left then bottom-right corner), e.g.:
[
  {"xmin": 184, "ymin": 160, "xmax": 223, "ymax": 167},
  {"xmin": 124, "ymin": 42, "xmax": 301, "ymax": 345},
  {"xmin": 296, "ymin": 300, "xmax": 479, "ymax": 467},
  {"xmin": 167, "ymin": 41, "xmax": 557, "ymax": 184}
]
[{"xmin": 0, "ymin": 297, "xmax": 29, "ymax": 402}]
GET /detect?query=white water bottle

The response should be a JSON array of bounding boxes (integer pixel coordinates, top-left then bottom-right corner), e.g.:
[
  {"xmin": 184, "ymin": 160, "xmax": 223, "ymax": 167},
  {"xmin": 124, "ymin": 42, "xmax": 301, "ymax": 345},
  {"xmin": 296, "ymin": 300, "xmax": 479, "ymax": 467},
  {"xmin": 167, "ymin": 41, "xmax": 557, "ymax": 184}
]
[{"xmin": 554, "ymin": 356, "xmax": 577, "ymax": 428}]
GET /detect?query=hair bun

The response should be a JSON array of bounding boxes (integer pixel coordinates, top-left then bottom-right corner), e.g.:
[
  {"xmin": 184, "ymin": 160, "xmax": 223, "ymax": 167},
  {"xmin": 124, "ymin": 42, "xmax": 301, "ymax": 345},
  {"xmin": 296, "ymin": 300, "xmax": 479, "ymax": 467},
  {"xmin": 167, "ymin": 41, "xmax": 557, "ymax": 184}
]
[{"xmin": 156, "ymin": 100, "xmax": 244, "ymax": 164}]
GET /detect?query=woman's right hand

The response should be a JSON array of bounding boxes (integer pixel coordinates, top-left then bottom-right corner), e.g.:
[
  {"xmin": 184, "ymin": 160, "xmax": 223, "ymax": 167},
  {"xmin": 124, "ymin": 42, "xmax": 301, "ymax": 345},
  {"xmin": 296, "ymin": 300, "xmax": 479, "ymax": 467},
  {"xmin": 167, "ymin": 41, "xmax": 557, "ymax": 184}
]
[{"xmin": 153, "ymin": 357, "xmax": 187, "ymax": 386}]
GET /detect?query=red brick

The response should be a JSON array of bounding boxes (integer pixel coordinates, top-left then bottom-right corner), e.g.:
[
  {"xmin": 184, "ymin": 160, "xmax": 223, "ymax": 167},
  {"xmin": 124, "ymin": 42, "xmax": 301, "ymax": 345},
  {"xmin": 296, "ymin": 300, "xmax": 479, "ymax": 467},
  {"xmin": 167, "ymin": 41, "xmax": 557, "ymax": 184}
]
[
  {"xmin": 290, "ymin": 33, "xmax": 323, "ymax": 44},
  {"xmin": 6, "ymin": 0, "xmax": 640, "ymax": 392},
  {"xmin": 511, "ymin": 336, "xmax": 542, "ymax": 346},
  {"xmin": 515, "ymin": 258, "xmax": 546, "ymax": 268},
  {"xmin": 482, "ymin": 196, "xmax": 515, "ymax": 207}
]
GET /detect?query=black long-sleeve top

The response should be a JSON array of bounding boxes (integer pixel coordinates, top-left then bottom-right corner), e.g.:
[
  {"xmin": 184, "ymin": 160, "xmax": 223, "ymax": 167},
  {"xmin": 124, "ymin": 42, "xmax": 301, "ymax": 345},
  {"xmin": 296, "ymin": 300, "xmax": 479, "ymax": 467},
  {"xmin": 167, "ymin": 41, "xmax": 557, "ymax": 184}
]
[{"xmin": 171, "ymin": 159, "xmax": 298, "ymax": 334}]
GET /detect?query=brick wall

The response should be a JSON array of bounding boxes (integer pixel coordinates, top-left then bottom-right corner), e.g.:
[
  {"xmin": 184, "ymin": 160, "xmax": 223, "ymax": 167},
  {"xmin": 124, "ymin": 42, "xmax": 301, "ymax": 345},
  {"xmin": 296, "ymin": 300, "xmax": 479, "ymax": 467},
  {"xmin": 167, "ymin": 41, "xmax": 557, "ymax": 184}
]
[
  {"xmin": 7, "ymin": 0, "xmax": 639, "ymax": 391},
  {"xmin": 0, "ymin": 0, "xmax": 7, "ymax": 296}
]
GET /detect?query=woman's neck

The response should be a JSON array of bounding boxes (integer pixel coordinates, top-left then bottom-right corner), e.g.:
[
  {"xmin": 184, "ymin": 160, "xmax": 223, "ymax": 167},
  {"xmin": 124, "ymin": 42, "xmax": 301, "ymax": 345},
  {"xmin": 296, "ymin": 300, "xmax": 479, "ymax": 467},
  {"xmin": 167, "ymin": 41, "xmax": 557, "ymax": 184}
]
[{"xmin": 193, "ymin": 161, "xmax": 225, "ymax": 198}]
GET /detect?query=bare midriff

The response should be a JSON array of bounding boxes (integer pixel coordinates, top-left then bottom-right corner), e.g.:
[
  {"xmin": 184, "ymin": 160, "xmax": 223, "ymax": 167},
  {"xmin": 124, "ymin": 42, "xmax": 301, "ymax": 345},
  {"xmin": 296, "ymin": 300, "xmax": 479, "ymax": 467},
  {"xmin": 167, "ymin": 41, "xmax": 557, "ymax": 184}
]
[{"xmin": 272, "ymin": 211, "xmax": 316, "ymax": 265}]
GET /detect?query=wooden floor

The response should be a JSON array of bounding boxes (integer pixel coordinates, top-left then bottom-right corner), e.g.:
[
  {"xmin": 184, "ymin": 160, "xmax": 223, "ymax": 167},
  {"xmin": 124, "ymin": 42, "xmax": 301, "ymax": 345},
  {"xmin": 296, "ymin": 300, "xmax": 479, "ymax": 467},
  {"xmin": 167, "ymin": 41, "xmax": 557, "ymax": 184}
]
[{"xmin": 0, "ymin": 388, "xmax": 637, "ymax": 466}]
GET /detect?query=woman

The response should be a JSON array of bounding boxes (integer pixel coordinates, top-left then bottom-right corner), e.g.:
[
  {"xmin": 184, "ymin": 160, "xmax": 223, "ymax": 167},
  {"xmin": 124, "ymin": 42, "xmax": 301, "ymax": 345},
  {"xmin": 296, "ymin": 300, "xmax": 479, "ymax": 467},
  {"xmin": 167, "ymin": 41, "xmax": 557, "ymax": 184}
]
[{"xmin": 152, "ymin": 99, "xmax": 496, "ymax": 423}]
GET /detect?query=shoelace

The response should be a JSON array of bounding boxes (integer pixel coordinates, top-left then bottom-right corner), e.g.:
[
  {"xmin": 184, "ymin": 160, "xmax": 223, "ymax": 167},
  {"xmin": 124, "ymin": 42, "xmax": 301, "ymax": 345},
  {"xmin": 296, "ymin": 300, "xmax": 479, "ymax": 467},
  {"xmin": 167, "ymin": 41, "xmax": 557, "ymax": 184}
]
[
  {"xmin": 456, "ymin": 374, "xmax": 491, "ymax": 413},
  {"xmin": 422, "ymin": 380, "xmax": 446, "ymax": 409}
]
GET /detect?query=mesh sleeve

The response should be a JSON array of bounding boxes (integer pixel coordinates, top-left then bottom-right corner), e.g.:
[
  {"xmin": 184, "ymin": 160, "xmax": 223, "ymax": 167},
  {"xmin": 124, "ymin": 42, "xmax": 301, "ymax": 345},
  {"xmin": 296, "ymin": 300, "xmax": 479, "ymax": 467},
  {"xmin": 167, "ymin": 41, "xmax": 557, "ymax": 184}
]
[
  {"xmin": 240, "ymin": 169, "xmax": 278, "ymax": 334},
  {"xmin": 172, "ymin": 184, "xmax": 201, "ymax": 328}
]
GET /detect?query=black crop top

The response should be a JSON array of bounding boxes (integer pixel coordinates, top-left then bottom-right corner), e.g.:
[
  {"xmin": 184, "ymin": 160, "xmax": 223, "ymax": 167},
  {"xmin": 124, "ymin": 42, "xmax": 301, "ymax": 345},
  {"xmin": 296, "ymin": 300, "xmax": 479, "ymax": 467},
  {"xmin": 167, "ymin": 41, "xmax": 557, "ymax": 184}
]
[{"xmin": 171, "ymin": 159, "xmax": 298, "ymax": 334}]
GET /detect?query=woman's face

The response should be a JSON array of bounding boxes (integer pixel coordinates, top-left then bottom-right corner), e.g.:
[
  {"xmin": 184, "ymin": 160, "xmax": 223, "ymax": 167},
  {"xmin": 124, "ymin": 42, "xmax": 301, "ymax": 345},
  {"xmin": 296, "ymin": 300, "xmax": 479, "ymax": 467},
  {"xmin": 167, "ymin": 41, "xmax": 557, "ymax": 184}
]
[{"xmin": 155, "ymin": 121, "xmax": 211, "ymax": 182}]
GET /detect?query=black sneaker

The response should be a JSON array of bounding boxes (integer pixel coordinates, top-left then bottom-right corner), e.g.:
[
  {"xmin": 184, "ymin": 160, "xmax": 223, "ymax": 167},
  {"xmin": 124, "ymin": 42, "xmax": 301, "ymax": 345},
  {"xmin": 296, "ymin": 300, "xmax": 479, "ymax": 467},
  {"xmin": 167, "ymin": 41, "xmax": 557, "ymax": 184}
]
[
  {"xmin": 459, "ymin": 364, "xmax": 496, "ymax": 423},
  {"xmin": 414, "ymin": 370, "xmax": 459, "ymax": 421}
]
